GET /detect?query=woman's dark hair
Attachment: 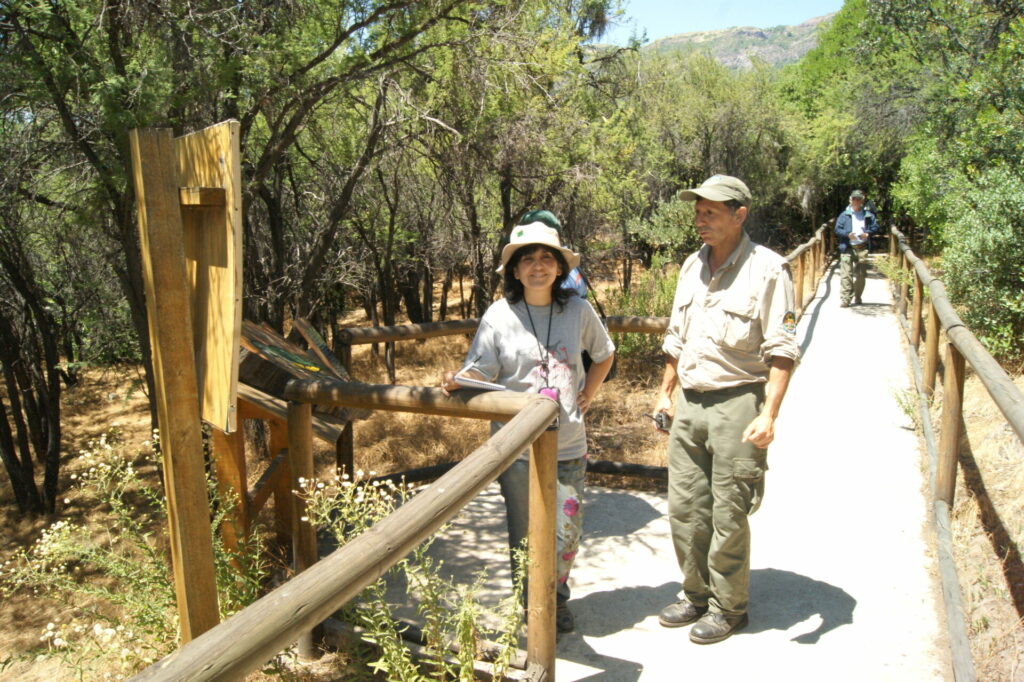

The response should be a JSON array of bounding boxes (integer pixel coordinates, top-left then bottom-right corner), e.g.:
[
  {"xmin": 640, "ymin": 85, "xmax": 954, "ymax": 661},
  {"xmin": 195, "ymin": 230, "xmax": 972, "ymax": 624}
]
[{"xmin": 502, "ymin": 245, "xmax": 573, "ymax": 308}]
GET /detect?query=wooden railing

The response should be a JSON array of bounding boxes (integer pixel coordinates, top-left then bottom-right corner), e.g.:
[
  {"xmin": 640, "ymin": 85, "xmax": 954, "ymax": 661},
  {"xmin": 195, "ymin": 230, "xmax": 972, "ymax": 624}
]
[
  {"xmin": 888, "ymin": 227, "xmax": 1024, "ymax": 682},
  {"xmin": 131, "ymin": 225, "xmax": 832, "ymax": 681},
  {"xmin": 132, "ymin": 386, "xmax": 559, "ymax": 681},
  {"xmin": 338, "ymin": 225, "xmax": 832, "ymax": 383}
]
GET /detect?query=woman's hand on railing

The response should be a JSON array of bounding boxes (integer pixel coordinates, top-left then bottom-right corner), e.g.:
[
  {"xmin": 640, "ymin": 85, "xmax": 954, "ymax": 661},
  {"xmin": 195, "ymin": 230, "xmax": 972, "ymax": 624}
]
[
  {"xmin": 441, "ymin": 368, "xmax": 489, "ymax": 396},
  {"xmin": 440, "ymin": 371, "xmax": 461, "ymax": 396}
]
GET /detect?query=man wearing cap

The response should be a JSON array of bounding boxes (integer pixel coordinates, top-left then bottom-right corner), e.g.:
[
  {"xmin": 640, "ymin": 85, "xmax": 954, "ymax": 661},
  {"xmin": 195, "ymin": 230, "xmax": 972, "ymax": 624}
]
[
  {"xmin": 652, "ymin": 174, "xmax": 800, "ymax": 644},
  {"xmin": 834, "ymin": 189, "xmax": 880, "ymax": 307}
]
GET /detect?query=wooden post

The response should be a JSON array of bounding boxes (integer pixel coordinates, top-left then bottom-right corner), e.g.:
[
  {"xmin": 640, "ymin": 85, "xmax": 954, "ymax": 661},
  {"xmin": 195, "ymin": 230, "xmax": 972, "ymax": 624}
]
[
  {"xmin": 211, "ymin": 428, "xmax": 249, "ymax": 560},
  {"xmin": 924, "ymin": 300, "xmax": 940, "ymax": 397},
  {"xmin": 793, "ymin": 255, "xmax": 805, "ymax": 315},
  {"xmin": 911, "ymin": 273, "xmax": 924, "ymax": 350},
  {"xmin": 269, "ymin": 419, "xmax": 293, "ymax": 546},
  {"xmin": 130, "ymin": 128, "xmax": 220, "ymax": 641},
  {"xmin": 936, "ymin": 343, "xmax": 966, "ymax": 505},
  {"xmin": 337, "ymin": 342, "xmax": 355, "ymax": 474},
  {"xmin": 899, "ymin": 253, "xmax": 909, "ymax": 317},
  {"xmin": 526, "ymin": 428, "xmax": 558, "ymax": 680},
  {"xmin": 287, "ymin": 401, "xmax": 318, "ymax": 659},
  {"xmin": 385, "ymin": 341, "xmax": 396, "ymax": 384}
]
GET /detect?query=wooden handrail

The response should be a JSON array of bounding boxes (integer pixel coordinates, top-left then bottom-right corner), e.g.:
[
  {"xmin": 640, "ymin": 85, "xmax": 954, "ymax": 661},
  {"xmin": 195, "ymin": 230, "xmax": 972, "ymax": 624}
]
[
  {"xmin": 337, "ymin": 227, "xmax": 830, "ymax": 352},
  {"xmin": 889, "ymin": 225, "xmax": 1022, "ymax": 682},
  {"xmin": 891, "ymin": 228, "xmax": 1024, "ymax": 445},
  {"xmin": 131, "ymin": 393, "xmax": 559, "ymax": 681}
]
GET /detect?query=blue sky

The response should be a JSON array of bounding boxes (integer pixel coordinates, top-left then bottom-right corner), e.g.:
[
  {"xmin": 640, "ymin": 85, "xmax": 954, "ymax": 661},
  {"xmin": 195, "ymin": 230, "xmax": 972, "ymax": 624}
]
[{"xmin": 600, "ymin": 0, "xmax": 846, "ymax": 45}]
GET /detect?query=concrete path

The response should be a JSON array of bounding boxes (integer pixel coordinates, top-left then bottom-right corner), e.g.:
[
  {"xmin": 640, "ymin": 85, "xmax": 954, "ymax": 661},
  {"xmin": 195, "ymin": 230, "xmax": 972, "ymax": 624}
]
[{"xmin": 393, "ymin": 258, "xmax": 952, "ymax": 681}]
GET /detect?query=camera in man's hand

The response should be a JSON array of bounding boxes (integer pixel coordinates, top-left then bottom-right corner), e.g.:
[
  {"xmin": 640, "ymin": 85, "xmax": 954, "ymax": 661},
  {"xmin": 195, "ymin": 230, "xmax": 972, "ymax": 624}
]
[{"xmin": 645, "ymin": 411, "xmax": 672, "ymax": 432}]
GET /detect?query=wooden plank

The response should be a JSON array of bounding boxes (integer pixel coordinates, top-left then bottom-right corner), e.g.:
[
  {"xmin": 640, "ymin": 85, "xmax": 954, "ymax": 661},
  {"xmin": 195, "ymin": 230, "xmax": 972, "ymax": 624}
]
[
  {"xmin": 292, "ymin": 317, "xmax": 350, "ymax": 380},
  {"xmin": 176, "ymin": 121, "xmax": 243, "ymax": 434},
  {"xmin": 211, "ymin": 428, "xmax": 249, "ymax": 563},
  {"xmin": 249, "ymin": 451, "xmax": 285, "ymax": 517},
  {"xmin": 179, "ymin": 187, "xmax": 226, "ymax": 207},
  {"xmin": 130, "ymin": 127, "xmax": 220, "ymax": 642},
  {"xmin": 239, "ymin": 322, "xmax": 369, "ymax": 421},
  {"xmin": 237, "ymin": 382, "xmax": 345, "ymax": 444},
  {"xmin": 269, "ymin": 423, "xmax": 293, "ymax": 545}
]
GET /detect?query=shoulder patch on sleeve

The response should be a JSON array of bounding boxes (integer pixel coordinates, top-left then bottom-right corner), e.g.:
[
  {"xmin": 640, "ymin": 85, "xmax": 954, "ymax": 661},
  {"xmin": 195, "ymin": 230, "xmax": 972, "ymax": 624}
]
[{"xmin": 783, "ymin": 311, "xmax": 797, "ymax": 335}]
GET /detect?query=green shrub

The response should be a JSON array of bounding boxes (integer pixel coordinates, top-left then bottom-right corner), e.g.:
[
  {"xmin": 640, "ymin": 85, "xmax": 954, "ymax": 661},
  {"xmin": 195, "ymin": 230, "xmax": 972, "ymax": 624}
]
[
  {"xmin": 610, "ymin": 253, "xmax": 680, "ymax": 360},
  {"xmin": 942, "ymin": 167, "xmax": 1024, "ymax": 361}
]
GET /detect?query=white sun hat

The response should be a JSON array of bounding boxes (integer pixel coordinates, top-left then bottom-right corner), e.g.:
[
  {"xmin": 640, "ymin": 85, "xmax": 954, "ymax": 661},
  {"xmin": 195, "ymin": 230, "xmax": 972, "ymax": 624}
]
[{"xmin": 497, "ymin": 222, "xmax": 581, "ymax": 273}]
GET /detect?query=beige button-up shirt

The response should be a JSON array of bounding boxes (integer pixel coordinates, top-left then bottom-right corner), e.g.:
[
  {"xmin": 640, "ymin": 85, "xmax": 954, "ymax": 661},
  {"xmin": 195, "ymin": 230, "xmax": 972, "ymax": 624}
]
[{"xmin": 662, "ymin": 232, "xmax": 801, "ymax": 392}]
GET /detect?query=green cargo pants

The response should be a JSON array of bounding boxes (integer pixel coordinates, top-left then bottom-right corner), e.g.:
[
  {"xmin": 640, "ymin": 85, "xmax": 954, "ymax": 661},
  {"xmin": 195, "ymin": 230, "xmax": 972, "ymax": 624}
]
[
  {"xmin": 667, "ymin": 382, "xmax": 767, "ymax": 617},
  {"xmin": 839, "ymin": 247, "xmax": 867, "ymax": 305}
]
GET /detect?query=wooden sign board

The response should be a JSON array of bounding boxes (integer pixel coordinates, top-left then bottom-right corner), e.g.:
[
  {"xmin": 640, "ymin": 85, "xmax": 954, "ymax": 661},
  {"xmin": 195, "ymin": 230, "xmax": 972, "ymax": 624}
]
[
  {"xmin": 238, "ymin": 320, "xmax": 369, "ymax": 422},
  {"xmin": 175, "ymin": 121, "xmax": 243, "ymax": 433}
]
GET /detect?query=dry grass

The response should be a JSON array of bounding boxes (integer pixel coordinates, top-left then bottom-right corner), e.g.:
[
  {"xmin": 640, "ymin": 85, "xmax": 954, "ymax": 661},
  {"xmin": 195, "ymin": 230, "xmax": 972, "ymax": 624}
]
[{"xmin": 944, "ymin": 370, "xmax": 1024, "ymax": 681}]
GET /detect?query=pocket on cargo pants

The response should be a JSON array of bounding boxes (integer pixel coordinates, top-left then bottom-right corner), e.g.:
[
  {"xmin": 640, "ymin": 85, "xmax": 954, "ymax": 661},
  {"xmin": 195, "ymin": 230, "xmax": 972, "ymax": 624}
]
[{"xmin": 734, "ymin": 457, "xmax": 767, "ymax": 515}]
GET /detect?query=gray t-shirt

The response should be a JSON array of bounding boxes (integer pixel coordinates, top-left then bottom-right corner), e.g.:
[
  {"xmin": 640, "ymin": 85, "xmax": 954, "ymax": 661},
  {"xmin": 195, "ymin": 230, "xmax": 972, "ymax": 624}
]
[{"xmin": 461, "ymin": 295, "xmax": 615, "ymax": 460}]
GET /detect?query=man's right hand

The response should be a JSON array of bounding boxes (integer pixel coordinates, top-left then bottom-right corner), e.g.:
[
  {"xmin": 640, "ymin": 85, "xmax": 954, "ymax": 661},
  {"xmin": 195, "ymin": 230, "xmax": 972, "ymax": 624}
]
[{"xmin": 652, "ymin": 396, "xmax": 673, "ymax": 434}]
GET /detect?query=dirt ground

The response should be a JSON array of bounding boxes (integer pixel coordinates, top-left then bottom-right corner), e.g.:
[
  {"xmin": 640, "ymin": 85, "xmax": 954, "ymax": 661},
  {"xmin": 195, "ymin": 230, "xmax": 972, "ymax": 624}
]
[
  {"xmin": 1, "ymin": 314, "xmax": 1021, "ymax": 679},
  {"xmin": 945, "ymin": 370, "xmax": 1024, "ymax": 681}
]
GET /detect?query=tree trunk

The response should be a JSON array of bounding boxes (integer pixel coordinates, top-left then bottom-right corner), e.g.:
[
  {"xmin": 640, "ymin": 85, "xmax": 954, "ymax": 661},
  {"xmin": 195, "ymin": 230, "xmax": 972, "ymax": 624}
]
[
  {"xmin": 1, "ymin": 362, "xmax": 44, "ymax": 514},
  {"xmin": 0, "ymin": 397, "xmax": 34, "ymax": 513},
  {"xmin": 439, "ymin": 268, "xmax": 452, "ymax": 322}
]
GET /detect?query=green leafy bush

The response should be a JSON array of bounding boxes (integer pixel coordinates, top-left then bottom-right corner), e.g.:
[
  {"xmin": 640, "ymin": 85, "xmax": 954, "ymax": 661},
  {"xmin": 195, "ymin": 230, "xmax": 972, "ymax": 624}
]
[
  {"xmin": 942, "ymin": 167, "xmax": 1024, "ymax": 360},
  {"xmin": 610, "ymin": 253, "xmax": 680, "ymax": 360}
]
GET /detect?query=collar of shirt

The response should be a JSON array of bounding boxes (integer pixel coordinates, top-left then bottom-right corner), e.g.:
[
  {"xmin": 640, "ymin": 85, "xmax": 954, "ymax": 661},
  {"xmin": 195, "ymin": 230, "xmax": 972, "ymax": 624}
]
[{"xmin": 697, "ymin": 231, "xmax": 752, "ymax": 281}]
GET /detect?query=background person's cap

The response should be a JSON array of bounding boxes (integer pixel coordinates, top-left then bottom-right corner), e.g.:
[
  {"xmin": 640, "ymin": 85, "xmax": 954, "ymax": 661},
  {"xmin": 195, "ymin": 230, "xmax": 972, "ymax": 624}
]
[
  {"xmin": 518, "ymin": 209, "xmax": 561, "ymax": 229},
  {"xmin": 850, "ymin": 189, "xmax": 866, "ymax": 200},
  {"xmin": 678, "ymin": 175, "xmax": 752, "ymax": 206}
]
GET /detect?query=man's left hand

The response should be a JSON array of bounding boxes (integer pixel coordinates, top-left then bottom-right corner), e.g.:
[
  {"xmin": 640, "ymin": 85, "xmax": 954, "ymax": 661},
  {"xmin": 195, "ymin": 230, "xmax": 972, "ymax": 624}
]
[{"xmin": 742, "ymin": 414, "xmax": 775, "ymax": 448}]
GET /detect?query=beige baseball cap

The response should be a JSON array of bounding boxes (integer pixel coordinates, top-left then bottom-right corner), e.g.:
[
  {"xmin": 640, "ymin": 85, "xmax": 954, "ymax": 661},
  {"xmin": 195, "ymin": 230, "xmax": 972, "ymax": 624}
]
[
  {"xmin": 679, "ymin": 174, "xmax": 752, "ymax": 206},
  {"xmin": 497, "ymin": 222, "xmax": 580, "ymax": 273}
]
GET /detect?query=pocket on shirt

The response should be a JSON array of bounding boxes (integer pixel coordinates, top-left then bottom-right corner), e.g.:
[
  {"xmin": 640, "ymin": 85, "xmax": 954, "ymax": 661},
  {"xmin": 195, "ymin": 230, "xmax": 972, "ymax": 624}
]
[
  {"xmin": 674, "ymin": 290, "xmax": 695, "ymax": 339},
  {"xmin": 721, "ymin": 296, "xmax": 761, "ymax": 352}
]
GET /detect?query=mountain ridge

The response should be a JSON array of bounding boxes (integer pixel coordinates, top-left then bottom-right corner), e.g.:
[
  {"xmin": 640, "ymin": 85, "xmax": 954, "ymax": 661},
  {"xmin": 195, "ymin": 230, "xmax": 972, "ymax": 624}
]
[{"xmin": 603, "ymin": 13, "xmax": 835, "ymax": 69}]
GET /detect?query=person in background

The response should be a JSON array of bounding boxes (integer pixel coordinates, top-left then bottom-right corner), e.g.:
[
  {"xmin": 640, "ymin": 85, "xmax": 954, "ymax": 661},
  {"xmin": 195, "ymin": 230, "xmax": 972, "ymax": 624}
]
[
  {"xmin": 834, "ymin": 189, "xmax": 880, "ymax": 307},
  {"xmin": 441, "ymin": 217, "xmax": 615, "ymax": 633},
  {"xmin": 652, "ymin": 174, "xmax": 800, "ymax": 644}
]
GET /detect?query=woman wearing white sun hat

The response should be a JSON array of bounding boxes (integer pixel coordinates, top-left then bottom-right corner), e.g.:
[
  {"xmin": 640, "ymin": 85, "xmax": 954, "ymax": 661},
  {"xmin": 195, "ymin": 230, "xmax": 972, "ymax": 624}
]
[{"xmin": 442, "ymin": 215, "xmax": 615, "ymax": 633}]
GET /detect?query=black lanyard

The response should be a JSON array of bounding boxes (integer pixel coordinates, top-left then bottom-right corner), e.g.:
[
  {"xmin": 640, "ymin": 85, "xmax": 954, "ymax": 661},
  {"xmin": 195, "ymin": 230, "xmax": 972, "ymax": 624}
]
[{"xmin": 523, "ymin": 300, "xmax": 554, "ymax": 388}]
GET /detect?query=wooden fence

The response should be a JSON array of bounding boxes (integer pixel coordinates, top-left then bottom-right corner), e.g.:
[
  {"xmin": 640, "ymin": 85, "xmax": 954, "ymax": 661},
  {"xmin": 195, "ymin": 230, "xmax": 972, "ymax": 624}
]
[
  {"xmin": 130, "ymin": 224, "xmax": 830, "ymax": 681},
  {"xmin": 888, "ymin": 227, "xmax": 1024, "ymax": 682}
]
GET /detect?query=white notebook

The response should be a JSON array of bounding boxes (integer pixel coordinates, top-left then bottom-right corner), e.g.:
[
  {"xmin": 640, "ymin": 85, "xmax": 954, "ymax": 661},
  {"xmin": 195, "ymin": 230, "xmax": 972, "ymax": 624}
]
[{"xmin": 454, "ymin": 375, "xmax": 507, "ymax": 391}]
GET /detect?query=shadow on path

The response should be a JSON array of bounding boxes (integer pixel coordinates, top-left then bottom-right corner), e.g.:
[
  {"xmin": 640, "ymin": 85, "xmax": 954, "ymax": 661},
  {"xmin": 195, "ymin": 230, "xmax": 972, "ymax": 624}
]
[
  {"xmin": 556, "ymin": 582, "xmax": 683, "ymax": 682},
  {"xmin": 583, "ymin": 488, "xmax": 662, "ymax": 539},
  {"xmin": 748, "ymin": 568, "xmax": 856, "ymax": 643},
  {"xmin": 798, "ymin": 261, "xmax": 834, "ymax": 358}
]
